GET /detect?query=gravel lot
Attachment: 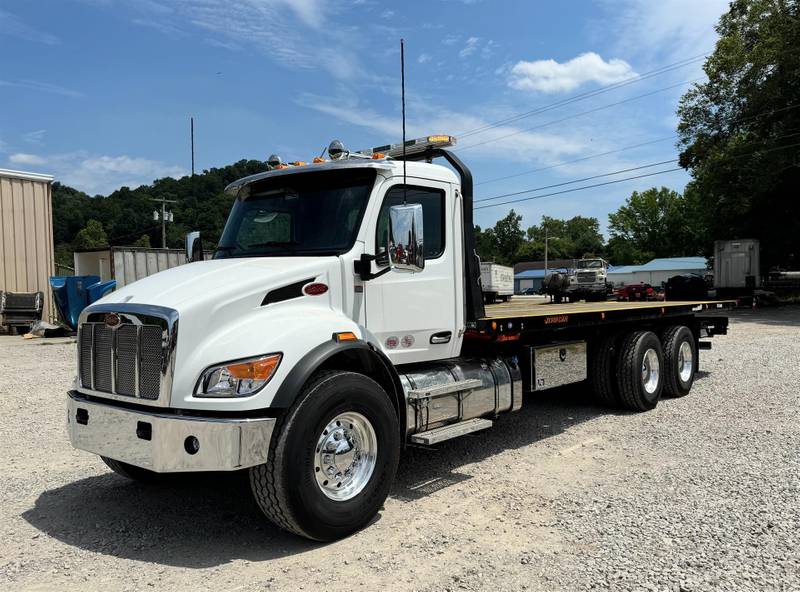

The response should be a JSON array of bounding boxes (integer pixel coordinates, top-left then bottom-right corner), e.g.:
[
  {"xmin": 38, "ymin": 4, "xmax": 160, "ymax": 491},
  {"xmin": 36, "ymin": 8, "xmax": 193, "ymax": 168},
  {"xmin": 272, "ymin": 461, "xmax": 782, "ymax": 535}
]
[{"xmin": 1, "ymin": 307, "xmax": 798, "ymax": 592}]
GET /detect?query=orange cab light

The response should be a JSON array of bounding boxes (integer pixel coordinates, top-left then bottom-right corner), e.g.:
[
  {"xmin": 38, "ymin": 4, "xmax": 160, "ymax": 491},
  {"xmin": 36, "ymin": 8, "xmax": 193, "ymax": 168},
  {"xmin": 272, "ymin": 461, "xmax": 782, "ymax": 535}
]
[
  {"xmin": 334, "ymin": 331, "xmax": 358, "ymax": 342},
  {"xmin": 371, "ymin": 152, "xmax": 386, "ymax": 159},
  {"xmin": 226, "ymin": 354, "xmax": 282, "ymax": 381},
  {"xmin": 290, "ymin": 161, "xmax": 307, "ymax": 166},
  {"xmin": 313, "ymin": 157, "xmax": 327, "ymax": 163}
]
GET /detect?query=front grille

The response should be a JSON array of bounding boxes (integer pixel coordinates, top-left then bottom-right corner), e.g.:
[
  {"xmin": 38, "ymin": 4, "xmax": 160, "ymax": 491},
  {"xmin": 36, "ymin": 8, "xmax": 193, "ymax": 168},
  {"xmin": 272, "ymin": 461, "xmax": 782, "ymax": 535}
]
[
  {"xmin": 78, "ymin": 321, "xmax": 166, "ymax": 401},
  {"xmin": 577, "ymin": 271, "xmax": 596, "ymax": 283}
]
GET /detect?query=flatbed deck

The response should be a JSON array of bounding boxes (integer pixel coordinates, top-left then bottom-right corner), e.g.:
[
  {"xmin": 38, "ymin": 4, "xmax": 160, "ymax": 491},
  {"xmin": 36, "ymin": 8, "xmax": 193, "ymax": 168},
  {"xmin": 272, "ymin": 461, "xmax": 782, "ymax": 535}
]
[{"xmin": 472, "ymin": 298, "xmax": 732, "ymax": 336}]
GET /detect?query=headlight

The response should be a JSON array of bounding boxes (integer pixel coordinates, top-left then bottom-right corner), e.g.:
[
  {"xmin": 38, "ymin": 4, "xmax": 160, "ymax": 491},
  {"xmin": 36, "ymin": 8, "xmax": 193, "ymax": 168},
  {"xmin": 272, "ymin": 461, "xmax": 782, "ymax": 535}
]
[{"xmin": 195, "ymin": 353, "xmax": 282, "ymax": 398}]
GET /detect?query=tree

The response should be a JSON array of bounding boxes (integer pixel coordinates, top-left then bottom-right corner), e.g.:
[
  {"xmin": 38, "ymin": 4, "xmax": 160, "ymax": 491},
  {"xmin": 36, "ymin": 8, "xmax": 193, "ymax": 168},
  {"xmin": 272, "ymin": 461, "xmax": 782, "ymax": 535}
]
[
  {"xmin": 132, "ymin": 234, "xmax": 151, "ymax": 248},
  {"xmin": 677, "ymin": 0, "xmax": 800, "ymax": 270},
  {"xmin": 474, "ymin": 210, "xmax": 525, "ymax": 265},
  {"xmin": 607, "ymin": 187, "xmax": 702, "ymax": 263},
  {"xmin": 73, "ymin": 219, "xmax": 109, "ymax": 250}
]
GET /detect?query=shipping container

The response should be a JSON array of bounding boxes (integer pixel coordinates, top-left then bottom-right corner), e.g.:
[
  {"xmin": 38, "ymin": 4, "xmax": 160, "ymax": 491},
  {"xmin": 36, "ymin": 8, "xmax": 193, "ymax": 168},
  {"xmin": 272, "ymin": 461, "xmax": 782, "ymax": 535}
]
[
  {"xmin": 713, "ymin": 239, "xmax": 761, "ymax": 289},
  {"xmin": 0, "ymin": 168, "xmax": 55, "ymax": 323},
  {"xmin": 74, "ymin": 247, "xmax": 213, "ymax": 289}
]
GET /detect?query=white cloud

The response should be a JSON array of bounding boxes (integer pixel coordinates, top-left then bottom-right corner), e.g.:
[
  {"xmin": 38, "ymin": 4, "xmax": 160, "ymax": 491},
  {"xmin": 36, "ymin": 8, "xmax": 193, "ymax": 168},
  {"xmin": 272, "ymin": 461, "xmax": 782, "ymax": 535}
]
[
  {"xmin": 607, "ymin": 0, "xmax": 728, "ymax": 61},
  {"xmin": 297, "ymin": 91, "xmax": 587, "ymax": 166},
  {"xmin": 23, "ymin": 130, "xmax": 47, "ymax": 145},
  {"xmin": 3, "ymin": 151, "xmax": 187, "ymax": 195},
  {"xmin": 0, "ymin": 79, "xmax": 83, "ymax": 98},
  {"xmin": 417, "ymin": 53, "xmax": 431, "ymax": 64},
  {"xmin": 459, "ymin": 36, "xmax": 480, "ymax": 58},
  {"xmin": 380, "ymin": 9, "xmax": 395, "ymax": 18},
  {"xmin": 9, "ymin": 153, "xmax": 47, "ymax": 166},
  {"xmin": 120, "ymin": 0, "xmax": 357, "ymax": 79},
  {"xmin": 0, "ymin": 9, "xmax": 59, "ymax": 45},
  {"xmin": 508, "ymin": 52, "xmax": 635, "ymax": 93}
]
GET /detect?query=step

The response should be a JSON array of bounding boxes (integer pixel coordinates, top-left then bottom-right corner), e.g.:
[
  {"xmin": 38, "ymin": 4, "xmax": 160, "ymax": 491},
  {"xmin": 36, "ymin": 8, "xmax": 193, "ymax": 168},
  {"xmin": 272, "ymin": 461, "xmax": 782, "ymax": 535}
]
[
  {"xmin": 406, "ymin": 378, "xmax": 483, "ymax": 401},
  {"xmin": 410, "ymin": 418, "xmax": 493, "ymax": 445}
]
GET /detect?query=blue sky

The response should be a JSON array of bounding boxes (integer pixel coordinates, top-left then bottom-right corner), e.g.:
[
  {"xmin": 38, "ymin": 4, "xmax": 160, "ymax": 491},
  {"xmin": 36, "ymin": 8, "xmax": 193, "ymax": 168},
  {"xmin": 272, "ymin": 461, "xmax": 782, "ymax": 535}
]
[{"xmin": 0, "ymin": 0, "xmax": 729, "ymax": 234}]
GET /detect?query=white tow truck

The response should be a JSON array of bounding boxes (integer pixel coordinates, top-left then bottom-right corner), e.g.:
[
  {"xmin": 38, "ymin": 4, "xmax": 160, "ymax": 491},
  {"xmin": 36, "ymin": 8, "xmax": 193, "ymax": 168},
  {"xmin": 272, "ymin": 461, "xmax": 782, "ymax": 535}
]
[{"xmin": 67, "ymin": 135, "xmax": 730, "ymax": 541}]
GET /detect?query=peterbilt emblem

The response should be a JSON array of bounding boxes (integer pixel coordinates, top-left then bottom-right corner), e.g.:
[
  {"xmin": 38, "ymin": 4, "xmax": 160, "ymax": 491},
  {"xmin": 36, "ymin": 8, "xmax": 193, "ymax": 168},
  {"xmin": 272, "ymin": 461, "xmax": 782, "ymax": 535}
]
[
  {"xmin": 559, "ymin": 348, "xmax": 567, "ymax": 362},
  {"xmin": 104, "ymin": 313, "xmax": 121, "ymax": 328}
]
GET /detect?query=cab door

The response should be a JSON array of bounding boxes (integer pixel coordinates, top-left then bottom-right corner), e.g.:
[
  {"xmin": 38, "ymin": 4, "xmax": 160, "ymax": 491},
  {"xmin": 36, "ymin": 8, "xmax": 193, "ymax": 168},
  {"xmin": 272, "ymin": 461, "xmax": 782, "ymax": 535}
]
[{"xmin": 364, "ymin": 179, "xmax": 460, "ymax": 364}]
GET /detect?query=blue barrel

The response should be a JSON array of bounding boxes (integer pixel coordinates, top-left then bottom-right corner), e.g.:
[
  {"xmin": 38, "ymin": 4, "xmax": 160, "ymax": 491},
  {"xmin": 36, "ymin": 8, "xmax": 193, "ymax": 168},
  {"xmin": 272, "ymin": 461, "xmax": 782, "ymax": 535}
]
[{"xmin": 49, "ymin": 275, "xmax": 116, "ymax": 330}]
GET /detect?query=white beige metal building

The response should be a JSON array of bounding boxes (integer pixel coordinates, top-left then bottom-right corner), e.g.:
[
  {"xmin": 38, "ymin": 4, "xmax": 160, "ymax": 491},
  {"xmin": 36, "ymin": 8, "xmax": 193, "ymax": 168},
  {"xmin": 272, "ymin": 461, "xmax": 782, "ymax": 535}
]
[{"xmin": 0, "ymin": 168, "xmax": 56, "ymax": 323}]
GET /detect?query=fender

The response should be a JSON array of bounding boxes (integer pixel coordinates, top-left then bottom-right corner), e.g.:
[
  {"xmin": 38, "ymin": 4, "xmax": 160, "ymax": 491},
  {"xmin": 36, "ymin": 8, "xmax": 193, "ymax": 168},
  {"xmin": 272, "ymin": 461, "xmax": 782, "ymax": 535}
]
[{"xmin": 272, "ymin": 339, "xmax": 406, "ymax": 438}]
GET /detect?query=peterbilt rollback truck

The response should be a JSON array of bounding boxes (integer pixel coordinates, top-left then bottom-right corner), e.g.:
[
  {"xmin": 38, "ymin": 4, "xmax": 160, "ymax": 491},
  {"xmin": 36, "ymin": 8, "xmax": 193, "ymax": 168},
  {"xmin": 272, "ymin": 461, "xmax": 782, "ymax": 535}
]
[{"xmin": 67, "ymin": 135, "xmax": 730, "ymax": 541}]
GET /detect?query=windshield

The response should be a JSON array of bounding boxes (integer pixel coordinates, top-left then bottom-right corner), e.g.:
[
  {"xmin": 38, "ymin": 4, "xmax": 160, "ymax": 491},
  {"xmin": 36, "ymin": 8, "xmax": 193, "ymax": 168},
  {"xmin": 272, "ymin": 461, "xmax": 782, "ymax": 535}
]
[
  {"xmin": 577, "ymin": 259, "xmax": 604, "ymax": 269},
  {"xmin": 215, "ymin": 169, "xmax": 376, "ymax": 258}
]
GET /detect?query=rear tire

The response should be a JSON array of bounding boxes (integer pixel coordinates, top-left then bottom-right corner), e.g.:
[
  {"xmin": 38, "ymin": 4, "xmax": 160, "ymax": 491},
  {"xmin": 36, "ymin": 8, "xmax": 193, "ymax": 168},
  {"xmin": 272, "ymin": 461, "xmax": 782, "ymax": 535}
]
[
  {"xmin": 250, "ymin": 370, "xmax": 400, "ymax": 541},
  {"xmin": 101, "ymin": 456, "xmax": 165, "ymax": 483},
  {"xmin": 616, "ymin": 331, "xmax": 664, "ymax": 411},
  {"xmin": 590, "ymin": 333, "xmax": 621, "ymax": 407},
  {"xmin": 661, "ymin": 325, "xmax": 696, "ymax": 397}
]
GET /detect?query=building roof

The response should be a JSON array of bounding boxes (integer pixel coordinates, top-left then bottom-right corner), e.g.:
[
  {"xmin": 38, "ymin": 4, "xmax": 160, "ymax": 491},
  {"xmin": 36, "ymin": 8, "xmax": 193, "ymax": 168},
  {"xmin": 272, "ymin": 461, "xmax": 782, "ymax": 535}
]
[
  {"xmin": 0, "ymin": 168, "xmax": 54, "ymax": 183},
  {"xmin": 515, "ymin": 268, "xmax": 569, "ymax": 279},
  {"xmin": 608, "ymin": 257, "xmax": 708, "ymax": 274},
  {"xmin": 514, "ymin": 259, "xmax": 574, "ymax": 273}
]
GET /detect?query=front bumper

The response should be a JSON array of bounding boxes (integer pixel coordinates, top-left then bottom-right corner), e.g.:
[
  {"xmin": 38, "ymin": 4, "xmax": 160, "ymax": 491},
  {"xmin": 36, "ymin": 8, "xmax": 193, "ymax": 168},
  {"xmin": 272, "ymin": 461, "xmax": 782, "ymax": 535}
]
[{"xmin": 67, "ymin": 391, "xmax": 276, "ymax": 472}]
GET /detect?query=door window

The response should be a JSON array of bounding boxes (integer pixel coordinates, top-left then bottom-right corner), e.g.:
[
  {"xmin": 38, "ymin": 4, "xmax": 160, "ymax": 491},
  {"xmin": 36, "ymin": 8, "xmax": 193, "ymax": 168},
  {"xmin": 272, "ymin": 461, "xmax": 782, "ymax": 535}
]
[{"xmin": 375, "ymin": 185, "xmax": 445, "ymax": 264}]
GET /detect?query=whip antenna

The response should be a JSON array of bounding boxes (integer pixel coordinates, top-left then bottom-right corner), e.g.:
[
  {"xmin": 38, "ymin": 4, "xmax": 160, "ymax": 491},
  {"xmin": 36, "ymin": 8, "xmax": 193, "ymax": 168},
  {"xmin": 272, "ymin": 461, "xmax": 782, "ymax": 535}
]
[{"xmin": 401, "ymin": 38, "xmax": 407, "ymax": 203}]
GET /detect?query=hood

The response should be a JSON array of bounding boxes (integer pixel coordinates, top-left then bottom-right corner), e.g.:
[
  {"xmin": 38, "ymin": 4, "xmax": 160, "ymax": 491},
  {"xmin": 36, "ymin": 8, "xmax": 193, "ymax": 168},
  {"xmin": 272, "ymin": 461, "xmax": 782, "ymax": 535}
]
[{"xmin": 98, "ymin": 256, "xmax": 342, "ymax": 315}]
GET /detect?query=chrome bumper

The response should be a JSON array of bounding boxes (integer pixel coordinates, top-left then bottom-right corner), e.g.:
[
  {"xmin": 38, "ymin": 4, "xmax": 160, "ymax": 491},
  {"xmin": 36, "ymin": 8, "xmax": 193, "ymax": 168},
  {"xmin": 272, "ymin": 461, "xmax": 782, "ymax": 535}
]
[{"xmin": 67, "ymin": 391, "xmax": 276, "ymax": 472}]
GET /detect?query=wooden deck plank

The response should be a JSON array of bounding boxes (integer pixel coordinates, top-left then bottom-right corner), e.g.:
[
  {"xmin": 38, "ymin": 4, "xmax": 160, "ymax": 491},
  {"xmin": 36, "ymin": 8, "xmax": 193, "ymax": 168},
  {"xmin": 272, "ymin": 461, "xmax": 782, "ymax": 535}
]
[{"xmin": 482, "ymin": 299, "xmax": 729, "ymax": 320}]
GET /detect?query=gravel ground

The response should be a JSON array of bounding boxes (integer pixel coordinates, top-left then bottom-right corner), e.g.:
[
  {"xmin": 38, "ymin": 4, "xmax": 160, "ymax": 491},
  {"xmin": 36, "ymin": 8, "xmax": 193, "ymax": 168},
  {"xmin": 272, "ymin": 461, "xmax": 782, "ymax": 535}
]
[{"xmin": 0, "ymin": 307, "xmax": 798, "ymax": 592}]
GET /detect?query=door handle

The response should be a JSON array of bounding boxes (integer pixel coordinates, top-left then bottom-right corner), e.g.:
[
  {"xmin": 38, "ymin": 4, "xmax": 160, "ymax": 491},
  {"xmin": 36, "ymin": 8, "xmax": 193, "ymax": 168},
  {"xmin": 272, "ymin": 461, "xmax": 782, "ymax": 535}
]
[{"xmin": 430, "ymin": 331, "xmax": 452, "ymax": 344}]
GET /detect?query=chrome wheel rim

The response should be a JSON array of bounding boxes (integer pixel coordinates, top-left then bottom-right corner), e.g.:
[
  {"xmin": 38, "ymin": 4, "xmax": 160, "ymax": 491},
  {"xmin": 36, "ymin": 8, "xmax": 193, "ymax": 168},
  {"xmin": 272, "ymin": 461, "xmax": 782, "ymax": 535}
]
[
  {"xmin": 641, "ymin": 348, "xmax": 660, "ymax": 394},
  {"xmin": 678, "ymin": 340, "xmax": 694, "ymax": 383},
  {"xmin": 314, "ymin": 411, "xmax": 377, "ymax": 501}
]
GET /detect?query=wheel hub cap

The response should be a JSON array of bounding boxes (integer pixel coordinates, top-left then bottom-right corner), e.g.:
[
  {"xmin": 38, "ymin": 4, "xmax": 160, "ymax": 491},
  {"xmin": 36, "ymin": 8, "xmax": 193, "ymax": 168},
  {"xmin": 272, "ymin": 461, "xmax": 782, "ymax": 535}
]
[
  {"xmin": 678, "ymin": 340, "xmax": 693, "ymax": 382},
  {"xmin": 314, "ymin": 412, "xmax": 377, "ymax": 501},
  {"xmin": 641, "ymin": 348, "xmax": 660, "ymax": 394}
]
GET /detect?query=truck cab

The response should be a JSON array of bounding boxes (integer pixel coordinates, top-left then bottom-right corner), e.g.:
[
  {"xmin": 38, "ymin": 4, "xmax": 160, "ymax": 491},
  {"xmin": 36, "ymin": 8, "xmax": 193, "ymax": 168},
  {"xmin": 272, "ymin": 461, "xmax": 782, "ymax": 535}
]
[
  {"xmin": 66, "ymin": 135, "xmax": 727, "ymax": 542},
  {"xmin": 567, "ymin": 258, "xmax": 609, "ymax": 301}
]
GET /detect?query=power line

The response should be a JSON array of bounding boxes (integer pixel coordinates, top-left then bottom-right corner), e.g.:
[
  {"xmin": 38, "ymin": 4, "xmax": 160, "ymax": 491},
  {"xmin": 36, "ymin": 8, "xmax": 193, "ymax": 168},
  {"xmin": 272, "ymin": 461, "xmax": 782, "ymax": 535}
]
[
  {"xmin": 474, "ymin": 102, "xmax": 800, "ymax": 189},
  {"xmin": 457, "ymin": 78, "xmax": 701, "ymax": 152},
  {"xmin": 457, "ymin": 52, "xmax": 710, "ymax": 139},
  {"xmin": 475, "ymin": 134, "xmax": 678, "ymax": 186},
  {"xmin": 474, "ymin": 139, "xmax": 800, "ymax": 211},
  {"xmin": 475, "ymin": 159, "xmax": 679, "ymax": 203},
  {"xmin": 474, "ymin": 168, "xmax": 683, "ymax": 210}
]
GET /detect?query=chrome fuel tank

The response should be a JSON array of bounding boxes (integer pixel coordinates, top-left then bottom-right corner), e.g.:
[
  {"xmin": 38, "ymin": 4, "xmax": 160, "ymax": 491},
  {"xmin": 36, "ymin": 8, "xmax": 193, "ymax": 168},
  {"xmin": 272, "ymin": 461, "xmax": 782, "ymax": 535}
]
[{"xmin": 399, "ymin": 357, "xmax": 522, "ymax": 435}]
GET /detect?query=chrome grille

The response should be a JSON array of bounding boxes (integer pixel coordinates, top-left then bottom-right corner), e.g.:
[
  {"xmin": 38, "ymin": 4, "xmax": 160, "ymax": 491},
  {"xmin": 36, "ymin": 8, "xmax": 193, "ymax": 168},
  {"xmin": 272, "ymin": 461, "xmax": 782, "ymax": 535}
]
[
  {"xmin": 139, "ymin": 325, "xmax": 163, "ymax": 400},
  {"xmin": 78, "ymin": 319, "xmax": 168, "ymax": 401},
  {"xmin": 577, "ymin": 271, "xmax": 596, "ymax": 283},
  {"xmin": 115, "ymin": 325, "xmax": 138, "ymax": 396}
]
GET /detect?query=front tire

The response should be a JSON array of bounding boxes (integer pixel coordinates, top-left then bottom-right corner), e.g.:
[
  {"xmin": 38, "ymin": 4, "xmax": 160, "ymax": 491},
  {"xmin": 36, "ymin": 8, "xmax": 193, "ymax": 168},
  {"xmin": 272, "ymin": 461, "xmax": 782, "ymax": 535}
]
[
  {"xmin": 101, "ymin": 456, "xmax": 165, "ymax": 483},
  {"xmin": 661, "ymin": 325, "xmax": 696, "ymax": 397},
  {"xmin": 617, "ymin": 331, "xmax": 664, "ymax": 411},
  {"xmin": 250, "ymin": 370, "xmax": 400, "ymax": 541}
]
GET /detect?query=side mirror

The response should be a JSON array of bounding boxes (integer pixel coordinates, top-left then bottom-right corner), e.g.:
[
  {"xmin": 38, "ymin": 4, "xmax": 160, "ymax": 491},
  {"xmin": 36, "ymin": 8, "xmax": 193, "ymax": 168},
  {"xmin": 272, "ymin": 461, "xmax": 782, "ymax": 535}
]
[
  {"xmin": 387, "ymin": 203, "xmax": 424, "ymax": 273},
  {"xmin": 185, "ymin": 231, "xmax": 204, "ymax": 263}
]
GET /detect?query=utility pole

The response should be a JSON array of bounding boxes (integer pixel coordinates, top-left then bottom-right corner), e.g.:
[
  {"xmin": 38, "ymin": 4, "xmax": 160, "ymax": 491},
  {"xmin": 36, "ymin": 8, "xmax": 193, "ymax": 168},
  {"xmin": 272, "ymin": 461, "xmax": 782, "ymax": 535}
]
[
  {"xmin": 544, "ymin": 225, "xmax": 549, "ymax": 276},
  {"xmin": 151, "ymin": 196, "xmax": 177, "ymax": 248},
  {"xmin": 190, "ymin": 117, "xmax": 195, "ymax": 177}
]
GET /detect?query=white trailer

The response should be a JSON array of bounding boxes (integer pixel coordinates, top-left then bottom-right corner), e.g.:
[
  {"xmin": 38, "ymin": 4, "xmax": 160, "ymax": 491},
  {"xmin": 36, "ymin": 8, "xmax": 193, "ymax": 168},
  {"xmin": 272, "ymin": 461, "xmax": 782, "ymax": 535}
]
[
  {"xmin": 66, "ymin": 135, "xmax": 731, "ymax": 542},
  {"xmin": 480, "ymin": 262, "xmax": 514, "ymax": 303}
]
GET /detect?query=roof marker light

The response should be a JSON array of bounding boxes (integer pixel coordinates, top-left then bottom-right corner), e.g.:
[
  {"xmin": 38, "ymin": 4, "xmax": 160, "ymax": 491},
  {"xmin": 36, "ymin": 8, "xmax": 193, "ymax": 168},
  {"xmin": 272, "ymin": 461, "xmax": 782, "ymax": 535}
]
[{"xmin": 357, "ymin": 134, "xmax": 456, "ymax": 158}]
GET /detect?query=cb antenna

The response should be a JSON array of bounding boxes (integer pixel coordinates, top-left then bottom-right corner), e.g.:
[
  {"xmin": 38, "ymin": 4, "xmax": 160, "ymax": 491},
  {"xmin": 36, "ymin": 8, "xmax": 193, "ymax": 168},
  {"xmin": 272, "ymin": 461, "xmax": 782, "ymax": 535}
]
[{"xmin": 401, "ymin": 38, "xmax": 407, "ymax": 204}]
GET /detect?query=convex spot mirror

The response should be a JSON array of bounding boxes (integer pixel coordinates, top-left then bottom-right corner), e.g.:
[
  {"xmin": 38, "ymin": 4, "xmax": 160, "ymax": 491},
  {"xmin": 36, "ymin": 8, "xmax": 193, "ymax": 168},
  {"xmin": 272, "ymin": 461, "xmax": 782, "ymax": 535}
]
[{"xmin": 388, "ymin": 203, "xmax": 424, "ymax": 273}]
